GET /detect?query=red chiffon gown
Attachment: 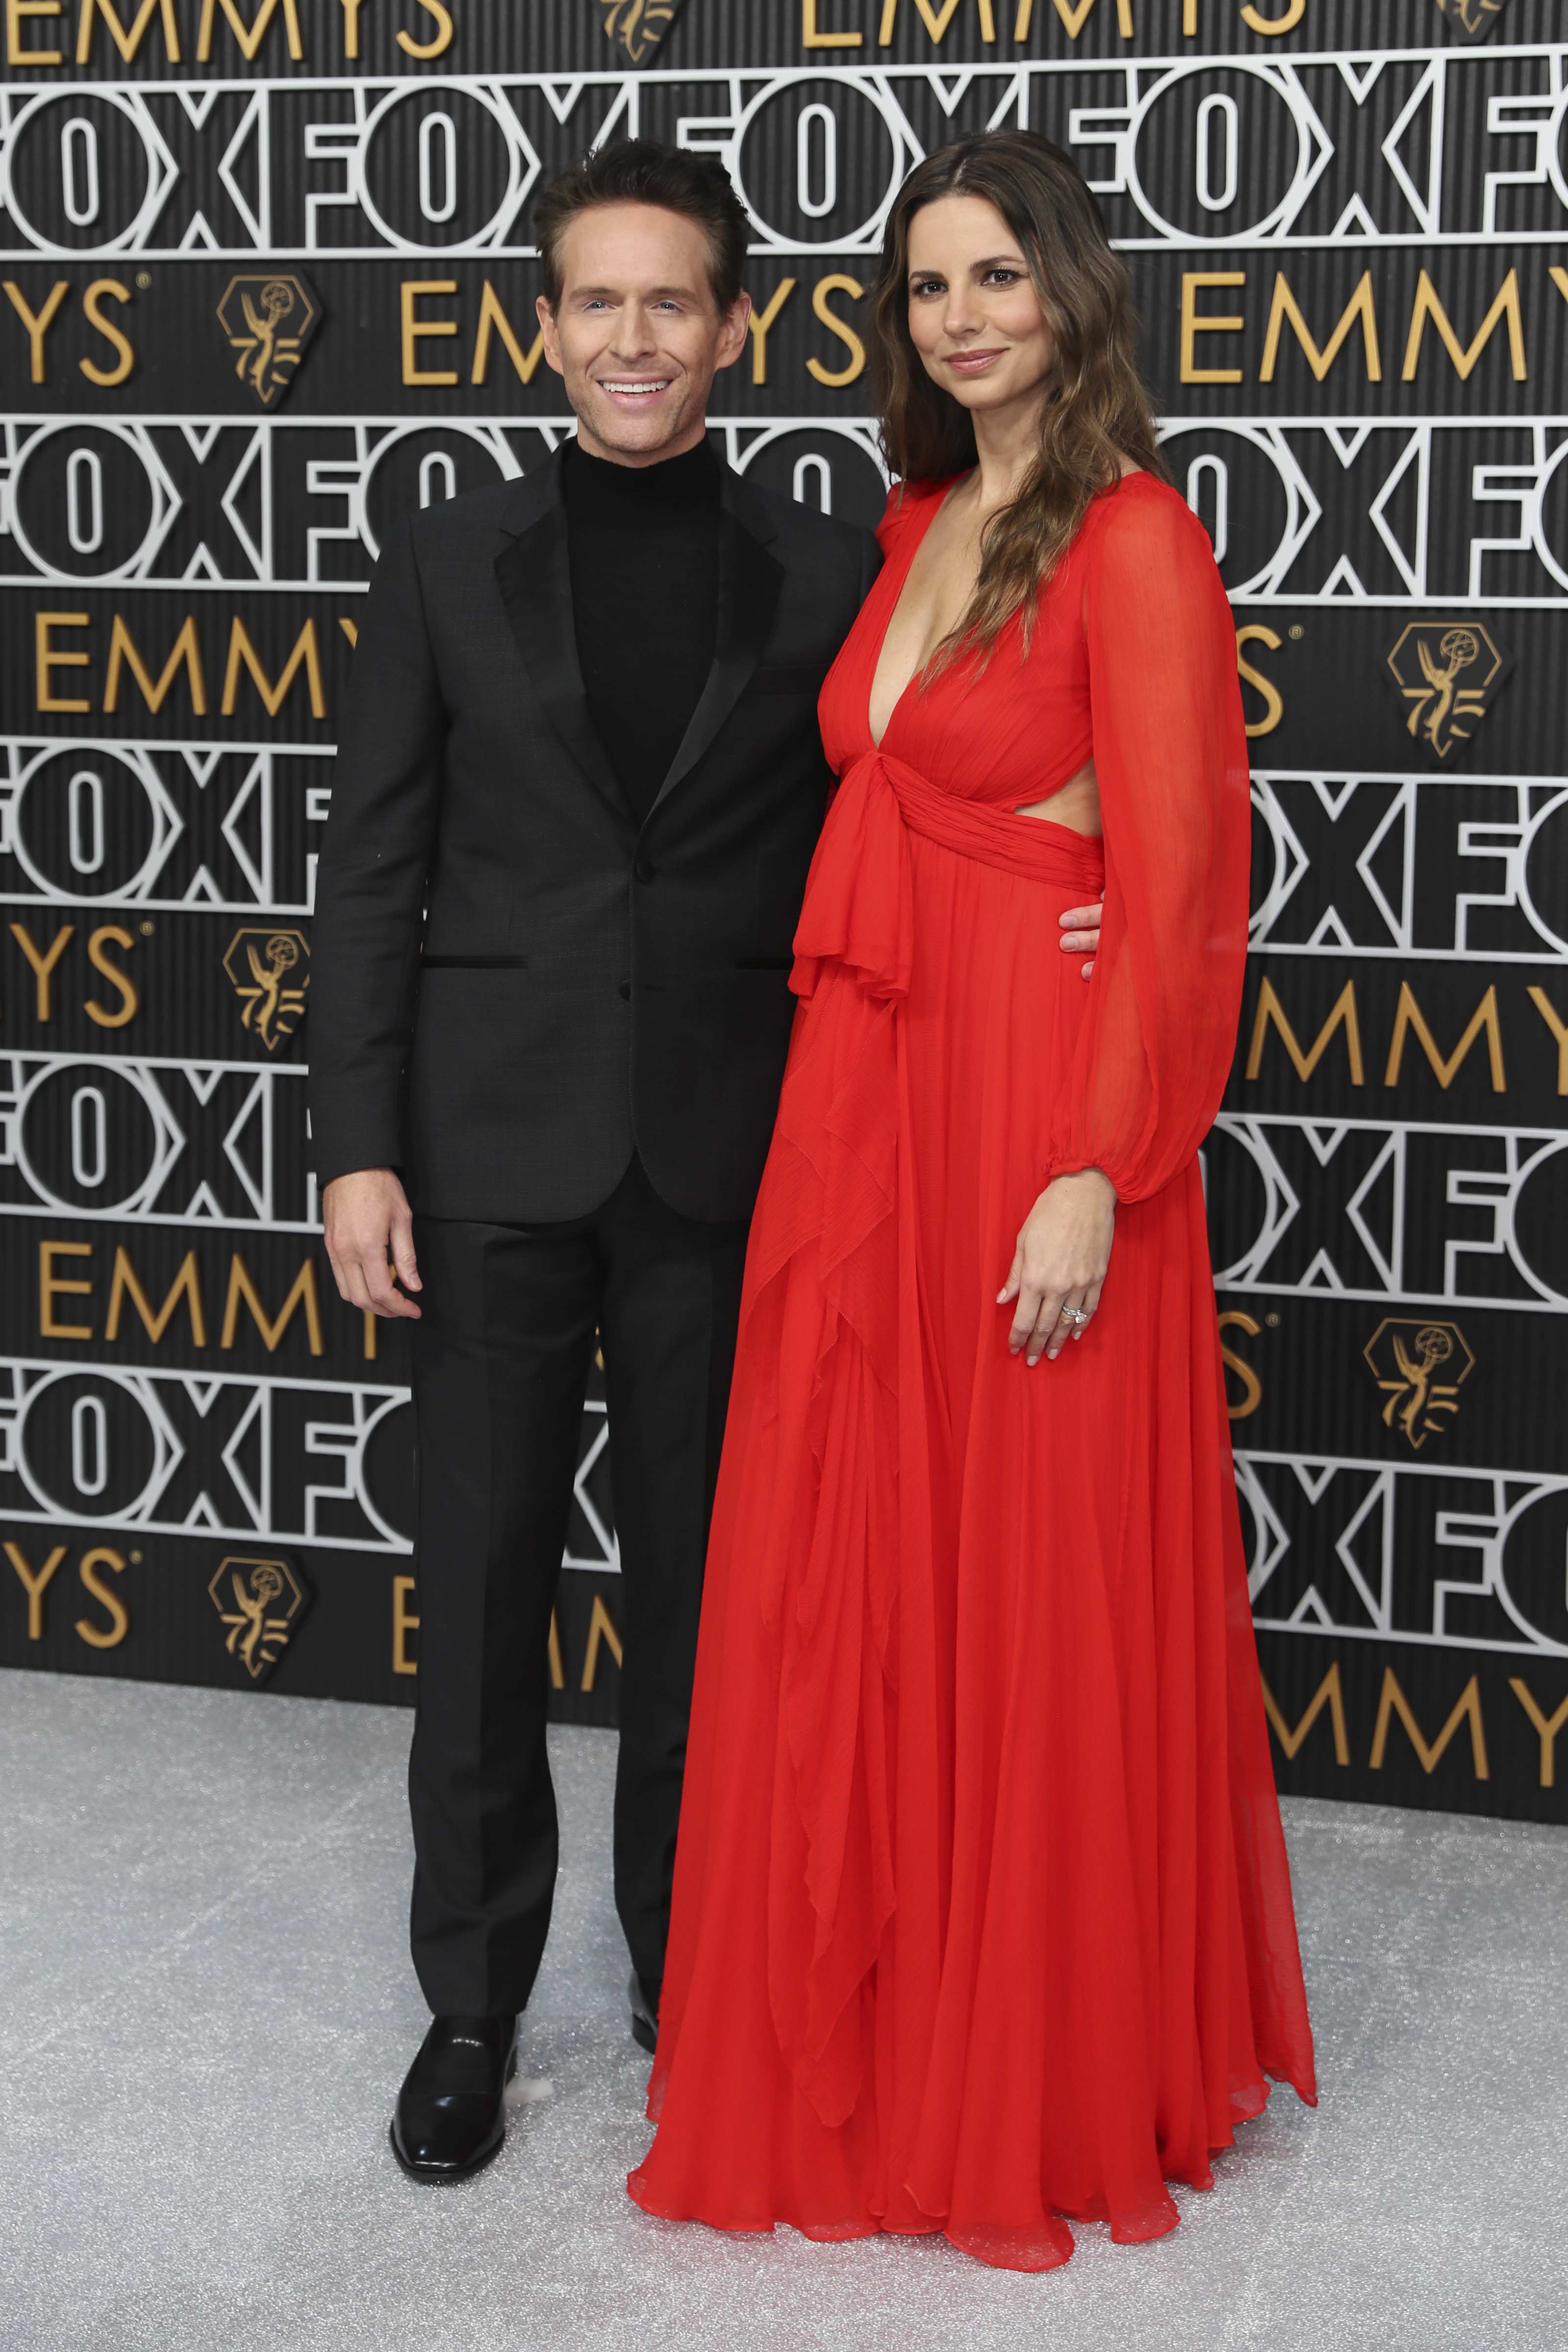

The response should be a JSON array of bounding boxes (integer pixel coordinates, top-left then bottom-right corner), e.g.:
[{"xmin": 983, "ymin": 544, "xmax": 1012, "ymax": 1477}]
[{"xmin": 628, "ymin": 469, "xmax": 1316, "ymax": 2272}]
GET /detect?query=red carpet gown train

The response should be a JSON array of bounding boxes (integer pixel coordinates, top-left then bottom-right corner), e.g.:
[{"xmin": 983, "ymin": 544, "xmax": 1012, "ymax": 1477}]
[{"xmin": 628, "ymin": 470, "xmax": 1317, "ymax": 2271}]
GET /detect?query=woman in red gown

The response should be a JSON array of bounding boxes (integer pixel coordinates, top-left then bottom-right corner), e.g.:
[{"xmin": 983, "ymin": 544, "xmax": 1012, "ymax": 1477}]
[{"xmin": 629, "ymin": 131, "xmax": 1315, "ymax": 2272}]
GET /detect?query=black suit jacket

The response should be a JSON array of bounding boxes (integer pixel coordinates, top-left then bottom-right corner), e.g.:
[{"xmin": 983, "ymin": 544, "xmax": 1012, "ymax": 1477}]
[{"xmin": 309, "ymin": 446, "xmax": 881, "ymax": 1223}]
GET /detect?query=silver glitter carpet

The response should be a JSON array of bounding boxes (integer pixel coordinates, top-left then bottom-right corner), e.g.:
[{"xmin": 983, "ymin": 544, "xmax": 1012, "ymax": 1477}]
[{"xmin": 1, "ymin": 1670, "xmax": 1563, "ymax": 2352}]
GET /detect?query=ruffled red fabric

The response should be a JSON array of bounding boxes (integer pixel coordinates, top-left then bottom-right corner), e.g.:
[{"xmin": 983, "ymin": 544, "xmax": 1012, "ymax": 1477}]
[{"xmin": 629, "ymin": 474, "xmax": 1315, "ymax": 2272}]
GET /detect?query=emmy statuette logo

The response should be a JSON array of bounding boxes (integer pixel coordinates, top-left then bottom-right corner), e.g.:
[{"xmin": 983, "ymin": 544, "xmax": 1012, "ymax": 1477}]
[
  {"xmin": 216, "ymin": 275, "xmax": 321, "ymax": 408},
  {"xmin": 208, "ymin": 1554, "xmax": 310, "ymax": 1681},
  {"xmin": 1385, "ymin": 622, "xmax": 1512, "ymax": 761},
  {"xmin": 1433, "ymin": 0, "xmax": 1511, "ymax": 38},
  {"xmin": 223, "ymin": 928, "xmax": 310, "ymax": 1051},
  {"xmin": 596, "ymin": 0, "xmax": 688, "ymax": 66},
  {"xmin": 1364, "ymin": 1320, "xmax": 1476, "ymax": 1451}
]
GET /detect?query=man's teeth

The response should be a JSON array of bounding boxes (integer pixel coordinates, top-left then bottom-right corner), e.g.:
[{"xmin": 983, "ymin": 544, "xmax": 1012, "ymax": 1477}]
[{"xmin": 601, "ymin": 379, "xmax": 671, "ymax": 394}]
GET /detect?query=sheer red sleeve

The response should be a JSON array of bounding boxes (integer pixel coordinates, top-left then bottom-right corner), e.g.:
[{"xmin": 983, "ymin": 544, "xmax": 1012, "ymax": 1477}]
[{"xmin": 1046, "ymin": 483, "xmax": 1251, "ymax": 1204}]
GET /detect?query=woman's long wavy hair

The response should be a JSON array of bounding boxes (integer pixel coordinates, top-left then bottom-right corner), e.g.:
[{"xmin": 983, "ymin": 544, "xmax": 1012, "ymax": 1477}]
[{"xmin": 870, "ymin": 131, "xmax": 1165, "ymax": 671}]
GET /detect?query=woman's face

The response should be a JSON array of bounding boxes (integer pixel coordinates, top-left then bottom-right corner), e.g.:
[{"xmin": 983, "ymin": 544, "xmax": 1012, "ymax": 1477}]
[{"xmin": 905, "ymin": 191, "xmax": 1057, "ymax": 422}]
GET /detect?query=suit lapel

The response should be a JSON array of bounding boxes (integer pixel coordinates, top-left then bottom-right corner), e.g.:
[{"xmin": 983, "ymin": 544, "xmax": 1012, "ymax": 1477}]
[
  {"xmin": 647, "ymin": 460, "xmax": 785, "ymax": 822},
  {"xmin": 493, "ymin": 453, "xmax": 631, "ymax": 824}
]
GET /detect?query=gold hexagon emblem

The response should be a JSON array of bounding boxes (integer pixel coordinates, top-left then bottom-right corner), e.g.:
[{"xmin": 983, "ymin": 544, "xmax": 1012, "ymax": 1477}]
[
  {"xmin": 222, "ymin": 926, "xmax": 310, "ymax": 1052},
  {"xmin": 1385, "ymin": 621, "xmax": 1511, "ymax": 760},
  {"xmin": 208, "ymin": 1554, "xmax": 309, "ymax": 1681},
  {"xmin": 216, "ymin": 273, "xmax": 321, "ymax": 408},
  {"xmin": 1363, "ymin": 1318, "xmax": 1475, "ymax": 1450}
]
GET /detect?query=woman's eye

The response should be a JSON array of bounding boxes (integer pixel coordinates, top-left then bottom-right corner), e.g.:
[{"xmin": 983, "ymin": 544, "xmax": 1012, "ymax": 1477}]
[
  {"xmin": 985, "ymin": 269, "xmax": 1020, "ymax": 286},
  {"xmin": 910, "ymin": 279, "xmax": 943, "ymax": 299}
]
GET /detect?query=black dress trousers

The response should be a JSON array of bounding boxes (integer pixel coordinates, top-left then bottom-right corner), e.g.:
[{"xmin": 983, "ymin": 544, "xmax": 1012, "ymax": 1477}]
[{"xmin": 405, "ymin": 1155, "xmax": 747, "ymax": 2016}]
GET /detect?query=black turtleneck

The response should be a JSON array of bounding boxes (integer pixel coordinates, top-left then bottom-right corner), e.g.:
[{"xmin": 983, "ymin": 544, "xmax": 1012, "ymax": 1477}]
[{"xmin": 563, "ymin": 436, "xmax": 722, "ymax": 829}]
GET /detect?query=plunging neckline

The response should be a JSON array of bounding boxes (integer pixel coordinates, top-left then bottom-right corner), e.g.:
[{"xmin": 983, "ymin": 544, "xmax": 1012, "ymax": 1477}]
[{"xmin": 867, "ymin": 479, "xmax": 963, "ymax": 752}]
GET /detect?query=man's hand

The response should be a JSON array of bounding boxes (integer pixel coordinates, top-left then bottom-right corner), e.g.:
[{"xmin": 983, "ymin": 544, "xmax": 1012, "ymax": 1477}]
[
  {"xmin": 1058, "ymin": 895, "xmax": 1104, "ymax": 979},
  {"xmin": 323, "ymin": 1168, "xmax": 422, "ymax": 1320}
]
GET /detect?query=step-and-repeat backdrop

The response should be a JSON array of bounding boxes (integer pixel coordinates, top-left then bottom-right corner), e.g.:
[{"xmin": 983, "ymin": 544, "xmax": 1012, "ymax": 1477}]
[{"xmin": 3, "ymin": 0, "xmax": 1565, "ymax": 1818}]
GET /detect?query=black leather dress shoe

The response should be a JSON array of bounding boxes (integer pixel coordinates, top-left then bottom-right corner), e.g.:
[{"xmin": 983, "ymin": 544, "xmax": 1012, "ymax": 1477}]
[
  {"xmin": 628, "ymin": 1971, "xmax": 660, "ymax": 2054},
  {"xmin": 390, "ymin": 2013, "xmax": 518, "ymax": 2182}
]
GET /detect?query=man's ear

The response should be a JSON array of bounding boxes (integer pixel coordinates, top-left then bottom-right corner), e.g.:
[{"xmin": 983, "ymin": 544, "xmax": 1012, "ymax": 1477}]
[
  {"xmin": 712, "ymin": 290, "xmax": 753, "ymax": 376},
  {"xmin": 535, "ymin": 293, "xmax": 565, "ymax": 379}
]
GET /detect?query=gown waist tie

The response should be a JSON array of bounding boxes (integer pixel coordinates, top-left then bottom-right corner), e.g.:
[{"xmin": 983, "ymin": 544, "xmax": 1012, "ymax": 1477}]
[{"xmin": 790, "ymin": 750, "xmax": 1105, "ymax": 1009}]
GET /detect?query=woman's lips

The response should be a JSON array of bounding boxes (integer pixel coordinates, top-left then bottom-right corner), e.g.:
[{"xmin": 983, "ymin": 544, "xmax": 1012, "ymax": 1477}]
[{"xmin": 945, "ymin": 348, "xmax": 1005, "ymax": 374}]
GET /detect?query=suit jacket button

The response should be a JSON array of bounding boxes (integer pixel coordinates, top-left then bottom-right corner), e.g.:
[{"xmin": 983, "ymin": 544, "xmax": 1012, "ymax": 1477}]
[
  {"xmin": 635, "ymin": 859, "xmax": 656, "ymax": 882},
  {"xmin": 618, "ymin": 980, "xmax": 632, "ymax": 1001}
]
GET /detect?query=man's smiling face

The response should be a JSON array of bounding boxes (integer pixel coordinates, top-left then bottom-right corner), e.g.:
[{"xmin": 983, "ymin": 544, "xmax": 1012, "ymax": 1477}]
[{"xmin": 536, "ymin": 201, "xmax": 751, "ymax": 467}]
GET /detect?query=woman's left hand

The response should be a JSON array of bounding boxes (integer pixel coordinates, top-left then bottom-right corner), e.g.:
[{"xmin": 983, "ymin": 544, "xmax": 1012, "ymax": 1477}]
[{"xmin": 998, "ymin": 1168, "xmax": 1116, "ymax": 1365}]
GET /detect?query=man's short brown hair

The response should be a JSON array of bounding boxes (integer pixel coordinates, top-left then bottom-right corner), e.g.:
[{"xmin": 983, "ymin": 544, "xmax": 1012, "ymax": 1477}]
[{"xmin": 534, "ymin": 138, "xmax": 752, "ymax": 316}]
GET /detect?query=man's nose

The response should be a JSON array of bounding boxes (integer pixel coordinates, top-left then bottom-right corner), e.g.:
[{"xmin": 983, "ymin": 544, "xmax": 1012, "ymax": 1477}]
[{"xmin": 610, "ymin": 301, "xmax": 659, "ymax": 357}]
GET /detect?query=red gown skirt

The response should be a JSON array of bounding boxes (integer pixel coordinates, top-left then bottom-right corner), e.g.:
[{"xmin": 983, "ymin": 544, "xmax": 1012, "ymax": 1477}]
[{"xmin": 628, "ymin": 744, "xmax": 1317, "ymax": 2271}]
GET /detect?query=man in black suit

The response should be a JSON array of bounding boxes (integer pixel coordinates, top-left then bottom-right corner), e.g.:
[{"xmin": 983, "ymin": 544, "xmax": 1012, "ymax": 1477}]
[
  {"xmin": 310, "ymin": 140, "xmax": 881, "ymax": 2183},
  {"xmin": 313, "ymin": 138, "xmax": 1102, "ymax": 2184}
]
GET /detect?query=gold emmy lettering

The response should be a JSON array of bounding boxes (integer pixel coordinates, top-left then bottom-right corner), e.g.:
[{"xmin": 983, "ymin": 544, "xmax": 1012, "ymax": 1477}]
[
  {"xmin": 806, "ymin": 274, "xmax": 866, "ymax": 388},
  {"xmin": 1179, "ymin": 273, "xmax": 1245, "ymax": 385},
  {"xmin": 1401, "ymin": 268, "xmax": 1527, "ymax": 383},
  {"xmin": 1239, "ymin": 0, "xmax": 1302, "ymax": 29},
  {"xmin": 80, "ymin": 279, "xmax": 135, "ymax": 387},
  {"xmin": 1383, "ymin": 981, "xmax": 1505, "ymax": 1092},
  {"xmin": 104, "ymin": 613, "xmax": 208, "ymax": 716},
  {"xmin": 196, "ymin": 0, "xmax": 304, "ymax": 60},
  {"xmin": 1370, "ymin": 1668, "xmax": 1488, "ymax": 1781},
  {"xmin": 802, "ymin": 0, "xmax": 861, "ymax": 44},
  {"xmin": 35, "ymin": 613, "xmax": 91, "ymax": 713},
  {"xmin": 6, "ymin": 0, "xmax": 63, "ymax": 65},
  {"xmin": 392, "ymin": 1575, "xmax": 419, "ymax": 1674},
  {"xmin": 1508, "ymin": 1679, "xmax": 1568, "ymax": 1790},
  {"xmin": 471, "ymin": 281, "xmax": 544, "ymax": 386},
  {"xmin": 1260, "ymin": 1663, "xmax": 1350, "ymax": 1765},
  {"xmin": 1245, "ymin": 977, "xmax": 1365, "ymax": 1086},
  {"xmin": 1216, "ymin": 1310, "xmax": 1262, "ymax": 1420},
  {"xmin": 4, "ymin": 280, "xmax": 70, "ymax": 384},
  {"xmin": 748, "ymin": 278, "xmax": 796, "ymax": 385},
  {"xmin": 105, "ymin": 1247, "xmax": 207, "ymax": 1347},
  {"xmin": 75, "ymin": 0, "xmax": 178, "ymax": 58},
  {"xmin": 85, "ymin": 925, "xmax": 138, "ymax": 1029},
  {"xmin": 221, "ymin": 1254, "xmax": 325, "ymax": 1355},
  {"xmin": 11, "ymin": 919, "xmax": 75, "ymax": 1020},
  {"xmin": 75, "ymin": 1547, "xmax": 130, "ymax": 1650},
  {"xmin": 879, "ymin": 0, "xmax": 1000, "ymax": 41},
  {"xmin": 40, "ymin": 1239, "xmax": 94, "ymax": 1338},
  {"xmin": 580, "ymin": 1593, "xmax": 624, "ymax": 1691},
  {"xmin": 4, "ymin": 1540, "xmax": 67, "ymax": 1641},
  {"xmin": 401, "ymin": 280, "xmax": 460, "ymax": 388},
  {"xmin": 1235, "ymin": 624, "xmax": 1284, "ymax": 736},
  {"xmin": 338, "ymin": 0, "xmax": 364, "ymax": 52},
  {"xmin": 549, "ymin": 1610, "xmax": 565, "ymax": 1690},
  {"xmin": 1259, "ymin": 271, "xmax": 1381, "ymax": 383},
  {"xmin": 221, "ymin": 618, "xmax": 325, "ymax": 718},
  {"xmin": 1526, "ymin": 985, "xmax": 1568, "ymax": 1094},
  {"xmin": 396, "ymin": 0, "xmax": 451, "ymax": 53}
]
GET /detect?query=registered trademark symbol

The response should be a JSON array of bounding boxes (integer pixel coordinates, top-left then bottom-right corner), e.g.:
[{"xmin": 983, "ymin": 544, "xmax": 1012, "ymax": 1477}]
[
  {"xmin": 140, "ymin": 920, "xmax": 155, "ymax": 935},
  {"xmin": 129, "ymin": 1551, "xmax": 143, "ymax": 1565},
  {"xmin": 135, "ymin": 272, "xmax": 151, "ymax": 290},
  {"xmin": 1287, "ymin": 625, "xmax": 1304, "ymax": 640},
  {"xmin": 1265, "ymin": 1313, "xmax": 1280, "ymax": 1326}
]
